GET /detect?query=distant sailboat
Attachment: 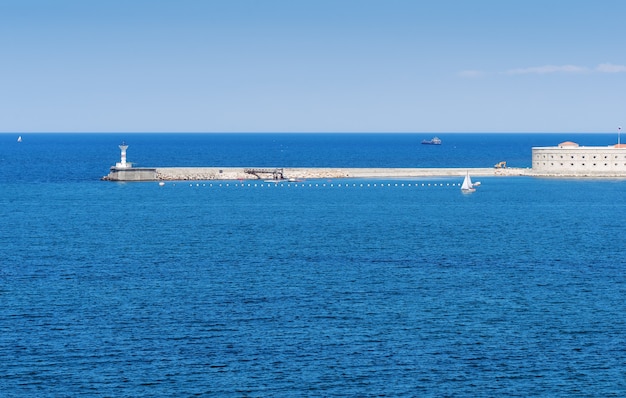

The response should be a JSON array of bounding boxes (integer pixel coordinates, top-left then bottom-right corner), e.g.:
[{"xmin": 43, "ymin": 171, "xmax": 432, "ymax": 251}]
[
  {"xmin": 17, "ymin": 135, "xmax": 22, "ymax": 143},
  {"xmin": 461, "ymin": 171, "xmax": 476, "ymax": 193}
]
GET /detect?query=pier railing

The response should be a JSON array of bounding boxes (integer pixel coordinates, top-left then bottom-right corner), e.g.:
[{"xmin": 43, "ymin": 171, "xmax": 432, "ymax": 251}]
[{"xmin": 244, "ymin": 168, "xmax": 284, "ymax": 180}]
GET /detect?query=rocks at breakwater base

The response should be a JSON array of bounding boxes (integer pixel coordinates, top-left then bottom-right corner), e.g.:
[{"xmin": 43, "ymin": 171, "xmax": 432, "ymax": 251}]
[
  {"xmin": 102, "ymin": 167, "xmax": 158, "ymax": 181},
  {"xmin": 103, "ymin": 167, "xmax": 533, "ymax": 181},
  {"xmin": 158, "ymin": 167, "xmax": 533, "ymax": 180},
  {"xmin": 157, "ymin": 168, "xmax": 250, "ymax": 181}
]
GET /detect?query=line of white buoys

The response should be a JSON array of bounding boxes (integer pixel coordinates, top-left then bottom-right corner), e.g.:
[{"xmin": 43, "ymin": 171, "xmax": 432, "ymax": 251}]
[{"xmin": 180, "ymin": 181, "xmax": 464, "ymax": 188}]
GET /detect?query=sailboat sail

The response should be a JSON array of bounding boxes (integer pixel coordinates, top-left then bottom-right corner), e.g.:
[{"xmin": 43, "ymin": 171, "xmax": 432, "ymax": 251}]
[{"xmin": 461, "ymin": 172, "xmax": 475, "ymax": 192}]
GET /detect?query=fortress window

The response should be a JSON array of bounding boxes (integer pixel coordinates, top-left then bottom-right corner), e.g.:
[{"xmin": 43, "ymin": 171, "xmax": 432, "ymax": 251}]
[
  {"xmin": 593, "ymin": 163, "xmax": 597, "ymax": 166},
  {"xmin": 582, "ymin": 155, "xmax": 586, "ymax": 159},
  {"xmin": 593, "ymin": 155, "xmax": 597, "ymax": 159},
  {"xmin": 571, "ymin": 163, "xmax": 574, "ymax": 166},
  {"xmin": 582, "ymin": 163, "xmax": 585, "ymax": 166},
  {"xmin": 571, "ymin": 155, "xmax": 575, "ymax": 159}
]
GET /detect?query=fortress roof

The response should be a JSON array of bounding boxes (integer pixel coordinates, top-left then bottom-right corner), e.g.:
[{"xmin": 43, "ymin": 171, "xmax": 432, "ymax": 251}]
[{"xmin": 558, "ymin": 141, "xmax": 579, "ymax": 148}]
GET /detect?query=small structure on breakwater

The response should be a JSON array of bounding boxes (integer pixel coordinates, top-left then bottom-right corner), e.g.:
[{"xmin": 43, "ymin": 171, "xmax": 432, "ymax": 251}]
[{"xmin": 244, "ymin": 168, "xmax": 284, "ymax": 180}]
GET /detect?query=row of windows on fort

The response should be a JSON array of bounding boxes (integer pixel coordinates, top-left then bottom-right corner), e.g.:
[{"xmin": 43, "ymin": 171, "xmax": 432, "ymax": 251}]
[
  {"xmin": 535, "ymin": 154, "xmax": 626, "ymax": 160},
  {"xmin": 534, "ymin": 162, "xmax": 626, "ymax": 167}
]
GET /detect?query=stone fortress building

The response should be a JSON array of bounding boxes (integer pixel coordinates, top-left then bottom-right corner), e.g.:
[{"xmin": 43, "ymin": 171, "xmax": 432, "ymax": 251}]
[{"xmin": 532, "ymin": 141, "xmax": 626, "ymax": 176}]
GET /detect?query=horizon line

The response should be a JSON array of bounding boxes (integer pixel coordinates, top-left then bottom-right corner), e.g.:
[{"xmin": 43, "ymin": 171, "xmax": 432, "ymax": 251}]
[{"xmin": 0, "ymin": 131, "xmax": 621, "ymax": 135}]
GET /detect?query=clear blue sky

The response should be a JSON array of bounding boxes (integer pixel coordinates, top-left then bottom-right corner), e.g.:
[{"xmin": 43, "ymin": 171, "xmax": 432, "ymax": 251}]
[{"xmin": 1, "ymin": 0, "xmax": 625, "ymax": 133}]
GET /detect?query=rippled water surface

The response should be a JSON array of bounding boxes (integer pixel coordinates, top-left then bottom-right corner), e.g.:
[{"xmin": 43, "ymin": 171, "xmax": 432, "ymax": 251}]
[{"xmin": 2, "ymin": 133, "xmax": 626, "ymax": 396}]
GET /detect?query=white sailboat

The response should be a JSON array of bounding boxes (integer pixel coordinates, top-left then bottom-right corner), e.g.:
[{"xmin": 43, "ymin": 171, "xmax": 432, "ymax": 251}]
[
  {"xmin": 17, "ymin": 135, "xmax": 22, "ymax": 143},
  {"xmin": 461, "ymin": 171, "xmax": 476, "ymax": 193}
]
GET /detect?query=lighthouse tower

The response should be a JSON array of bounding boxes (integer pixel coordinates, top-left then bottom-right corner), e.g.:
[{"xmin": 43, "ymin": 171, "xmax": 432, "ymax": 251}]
[{"xmin": 115, "ymin": 142, "xmax": 130, "ymax": 168}]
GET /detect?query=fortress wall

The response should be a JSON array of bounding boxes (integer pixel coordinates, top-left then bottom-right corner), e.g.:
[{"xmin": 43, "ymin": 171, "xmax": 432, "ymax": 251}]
[{"xmin": 532, "ymin": 147, "xmax": 626, "ymax": 176}]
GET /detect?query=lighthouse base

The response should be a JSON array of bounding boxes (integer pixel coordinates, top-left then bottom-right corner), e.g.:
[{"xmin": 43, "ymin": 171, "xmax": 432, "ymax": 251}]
[{"xmin": 103, "ymin": 167, "xmax": 158, "ymax": 181}]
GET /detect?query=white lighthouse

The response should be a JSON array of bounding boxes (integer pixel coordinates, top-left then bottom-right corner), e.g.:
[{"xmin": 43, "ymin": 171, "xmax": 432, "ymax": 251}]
[{"xmin": 116, "ymin": 142, "xmax": 130, "ymax": 168}]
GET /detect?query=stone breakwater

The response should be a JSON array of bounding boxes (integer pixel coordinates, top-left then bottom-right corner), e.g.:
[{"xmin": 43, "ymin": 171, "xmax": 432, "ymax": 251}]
[
  {"xmin": 105, "ymin": 166, "xmax": 626, "ymax": 181},
  {"xmin": 154, "ymin": 167, "xmax": 532, "ymax": 181}
]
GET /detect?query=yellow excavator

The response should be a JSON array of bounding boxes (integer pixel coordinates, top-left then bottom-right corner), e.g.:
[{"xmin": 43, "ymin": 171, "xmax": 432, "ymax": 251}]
[{"xmin": 494, "ymin": 161, "xmax": 507, "ymax": 169}]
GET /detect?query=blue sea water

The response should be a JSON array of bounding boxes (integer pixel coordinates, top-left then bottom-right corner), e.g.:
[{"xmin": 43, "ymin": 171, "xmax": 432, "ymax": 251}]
[{"xmin": 2, "ymin": 133, "xmax": 626, "ymax": 396}]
